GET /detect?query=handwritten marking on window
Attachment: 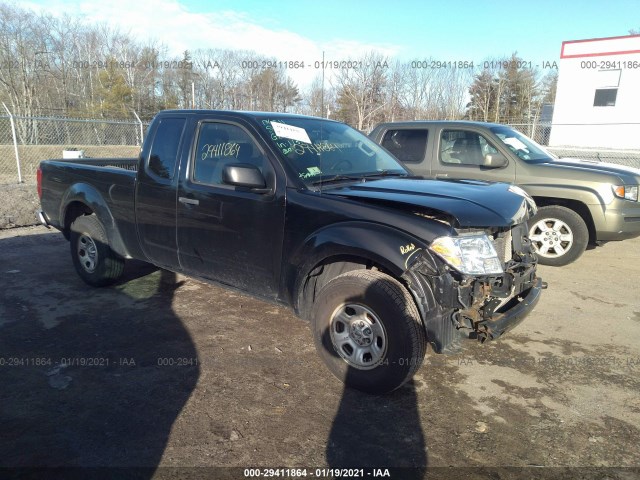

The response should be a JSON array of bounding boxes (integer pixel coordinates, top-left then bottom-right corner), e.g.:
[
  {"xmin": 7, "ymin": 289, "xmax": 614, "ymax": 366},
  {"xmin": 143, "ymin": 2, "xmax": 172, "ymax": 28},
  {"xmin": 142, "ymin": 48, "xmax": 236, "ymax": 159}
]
[
  {"xmin": 201, "ymin": 142, "xmax": 240, "ymax": 160},
  {"xmin": 277, "ymin": 140, "xmax": 345, "ymax": 156}
]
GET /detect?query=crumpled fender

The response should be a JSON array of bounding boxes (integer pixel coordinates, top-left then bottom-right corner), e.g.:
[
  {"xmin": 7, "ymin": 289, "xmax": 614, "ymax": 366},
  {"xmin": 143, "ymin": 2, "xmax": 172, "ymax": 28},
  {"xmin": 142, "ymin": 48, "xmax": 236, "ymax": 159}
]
[
  {"xmin": 287, "ymin": 221, "xmax": 430, "ymax": 315},
  {"xmin": 291, "ymin": 221, "xmax": 429, "ymax": 277}
]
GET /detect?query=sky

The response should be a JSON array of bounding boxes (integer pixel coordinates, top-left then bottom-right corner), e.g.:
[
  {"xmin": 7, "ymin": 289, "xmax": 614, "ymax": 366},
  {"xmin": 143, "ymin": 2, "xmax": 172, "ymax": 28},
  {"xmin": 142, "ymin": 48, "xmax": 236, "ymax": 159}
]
[{"xmin": 24, "ymin": 0, "xmax": 640, "ymax": 88}]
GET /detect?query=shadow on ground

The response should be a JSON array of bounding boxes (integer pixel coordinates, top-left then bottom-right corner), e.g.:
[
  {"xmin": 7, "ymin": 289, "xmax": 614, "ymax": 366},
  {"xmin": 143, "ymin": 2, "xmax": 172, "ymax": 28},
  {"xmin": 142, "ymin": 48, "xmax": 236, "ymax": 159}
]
[
  {"xmin": 324, "ymin": 275, "xmax": 428, "ymax": 478},
  {"xmin": 0, "ymin": 232, "xmax": 199, "ymax": 478},
  {"xmin": 327, "ymin": 380, "xmax": 426, "ymax": 478}
]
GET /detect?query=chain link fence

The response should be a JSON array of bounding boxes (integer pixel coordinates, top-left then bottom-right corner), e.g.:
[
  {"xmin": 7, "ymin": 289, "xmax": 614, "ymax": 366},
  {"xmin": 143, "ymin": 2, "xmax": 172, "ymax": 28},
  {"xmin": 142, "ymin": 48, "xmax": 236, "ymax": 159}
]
[
  {"xmin": 0, "ymin": 113, "xmax": 147, "ymax": 184},
  {"xmin": 1, "ymin": 115, "xmax": 639, "ymax": 185},
  {"xmin": 507, "ymin": 122, "xmax": 640, "ymax": 170}
]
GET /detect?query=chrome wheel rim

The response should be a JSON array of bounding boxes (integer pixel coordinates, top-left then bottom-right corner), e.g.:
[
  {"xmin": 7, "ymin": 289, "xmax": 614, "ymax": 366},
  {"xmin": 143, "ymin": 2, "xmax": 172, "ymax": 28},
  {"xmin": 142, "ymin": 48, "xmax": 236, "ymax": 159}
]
[
  {"xmin": 529, "ymin": 218, "xmax": 574, "ymax": 258},
  {"xmin": 329, "ymin": 303, "xmax": 387, "ymax": 370},
  {"xmin": 77, "ymin": 234, "xmax": 98, "ymax": 273}
]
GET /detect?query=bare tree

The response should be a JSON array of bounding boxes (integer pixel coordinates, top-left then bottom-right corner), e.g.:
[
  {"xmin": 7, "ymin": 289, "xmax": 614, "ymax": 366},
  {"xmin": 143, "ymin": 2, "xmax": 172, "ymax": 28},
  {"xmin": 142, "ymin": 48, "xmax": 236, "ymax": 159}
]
[
  {"xmin": 1, "ymin": 1, "xmax": 551, "ymax": 129},
  {"xmin": 299, "ymin": 75, "xmax": 336, "ymax": 117},
  {"xmin": 0, "ymin": 4, "xmax": 42, "ymax": 118},
  {"xmin": 384, "ymin": 60, "xmax": 408, "ymax": 122},
  {"xmin": 333, "ymin": 51, "xmax": 389, "ymax": 131}
]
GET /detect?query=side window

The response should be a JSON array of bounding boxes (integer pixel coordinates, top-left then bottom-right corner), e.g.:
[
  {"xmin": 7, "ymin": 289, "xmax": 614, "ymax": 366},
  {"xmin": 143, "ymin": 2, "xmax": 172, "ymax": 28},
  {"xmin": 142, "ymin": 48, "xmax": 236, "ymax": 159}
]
[
  {"xmin": 194, "ymin": 123, "xmax": 266, "ymax": 186},
  {"xmin": 148, "ymin": 118, "xmax": 186, "ymax": 180},
  {"xmin": 380, "ymin": 129, "xmax": 428, "ymax": 163},
  {"xmin": 440, "ymin": 130, "xmax": 498, "ymax": 166}
]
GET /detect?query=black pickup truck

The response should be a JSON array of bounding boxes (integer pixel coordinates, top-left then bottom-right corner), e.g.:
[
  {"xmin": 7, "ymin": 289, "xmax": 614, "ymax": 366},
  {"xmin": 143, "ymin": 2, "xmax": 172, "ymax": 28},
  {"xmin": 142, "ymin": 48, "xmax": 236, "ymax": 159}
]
[{"xmin": 38, "ymin": 110, "xmax": 543, "ymax": 394}]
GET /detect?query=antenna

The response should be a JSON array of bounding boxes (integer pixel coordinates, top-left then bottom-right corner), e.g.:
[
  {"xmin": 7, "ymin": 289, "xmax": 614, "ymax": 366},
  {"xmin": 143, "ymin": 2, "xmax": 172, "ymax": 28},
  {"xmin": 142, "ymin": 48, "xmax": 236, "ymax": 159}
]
[
  {"xmin": 321, "ymin": 51, "xmax": 325, "ymax": 118},
  {"xmin": 319, "ymin": 119, "xmax": 323, "ymax": 194}
]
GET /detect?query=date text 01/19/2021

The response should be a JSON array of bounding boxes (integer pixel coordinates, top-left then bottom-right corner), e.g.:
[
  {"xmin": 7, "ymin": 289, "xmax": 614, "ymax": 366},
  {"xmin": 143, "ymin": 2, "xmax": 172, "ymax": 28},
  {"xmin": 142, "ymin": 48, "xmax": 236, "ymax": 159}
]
[{"xmin": 243, "ymin": 468, "xmax": 392, "ymax": 477}]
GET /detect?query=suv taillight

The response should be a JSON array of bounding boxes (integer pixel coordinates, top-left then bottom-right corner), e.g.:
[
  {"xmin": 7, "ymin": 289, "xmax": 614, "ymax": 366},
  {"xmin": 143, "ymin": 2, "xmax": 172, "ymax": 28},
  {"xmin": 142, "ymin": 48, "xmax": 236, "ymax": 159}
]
[{"xmin": 37, "ymin": 167, "xmax": 42, "ymax": 199}]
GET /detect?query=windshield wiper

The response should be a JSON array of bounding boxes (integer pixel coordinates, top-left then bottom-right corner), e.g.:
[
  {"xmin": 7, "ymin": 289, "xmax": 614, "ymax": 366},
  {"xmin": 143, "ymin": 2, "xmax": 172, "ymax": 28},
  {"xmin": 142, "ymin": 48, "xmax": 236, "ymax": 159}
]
[
  {"xmin": 360, "ymin": 170, "xmax": 408, "ymax": 179},
  {"xmin": 310, "ymin": 171, "xmax": 409, "ymax": 186},
  {"xmin": 310, "ymin": 174, "xmax": 364, "ymax": 186}
]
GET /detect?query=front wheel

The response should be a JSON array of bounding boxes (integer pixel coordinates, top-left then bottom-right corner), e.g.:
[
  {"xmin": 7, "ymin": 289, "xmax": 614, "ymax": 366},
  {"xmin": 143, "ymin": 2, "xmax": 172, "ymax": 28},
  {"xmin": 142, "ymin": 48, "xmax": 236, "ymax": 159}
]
[
  {"xmin": 69, "ymin": 214, "xmax": 125, "ymax": 287},
  {"xmin": 528, "ymin": 205, "xmax": 589, "ymax": 266},
  {"xmin": 312, "ymin": 270, "xmax": 426, "ymax": 394}
]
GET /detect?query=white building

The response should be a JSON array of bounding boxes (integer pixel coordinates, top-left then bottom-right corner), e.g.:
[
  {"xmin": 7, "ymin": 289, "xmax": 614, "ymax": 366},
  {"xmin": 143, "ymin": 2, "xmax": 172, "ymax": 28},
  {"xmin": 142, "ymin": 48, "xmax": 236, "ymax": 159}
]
[{"xmin": 549, "ymin": 34, "xmax": 640, "ymax": 149}]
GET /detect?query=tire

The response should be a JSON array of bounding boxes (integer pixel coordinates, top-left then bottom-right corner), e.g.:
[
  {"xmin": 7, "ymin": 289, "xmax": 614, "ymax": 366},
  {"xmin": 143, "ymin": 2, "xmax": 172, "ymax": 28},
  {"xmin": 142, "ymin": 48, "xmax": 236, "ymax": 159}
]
[
  {"xmin": 528, "ymin": 205, "xmax": 589, "ymax": 266},
  {"xmin": 69, "ymin": 214, "xmax": 125, "ymax": 287},
  {"xmin": 312, "ymin": 269, "xmax": 426, "ymax": 394}
]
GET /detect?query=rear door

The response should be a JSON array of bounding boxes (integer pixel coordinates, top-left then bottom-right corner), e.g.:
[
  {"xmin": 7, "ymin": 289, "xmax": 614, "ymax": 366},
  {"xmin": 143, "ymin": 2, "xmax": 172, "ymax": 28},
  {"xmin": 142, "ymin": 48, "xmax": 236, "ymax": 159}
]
[
  {"xmin": 431, "ymin": 127, "xmax": 516, "ymax": 182},
  {"xmin": 176, "ymin": 119, "xmax": 285, "ymax": 299},
  {"xmin": 378, "ymin": 127, "xmax": 432, "ymax": 176},
  {"xmin": 135, "ymin": 115, "xmax": 187, "ymax": 268}
]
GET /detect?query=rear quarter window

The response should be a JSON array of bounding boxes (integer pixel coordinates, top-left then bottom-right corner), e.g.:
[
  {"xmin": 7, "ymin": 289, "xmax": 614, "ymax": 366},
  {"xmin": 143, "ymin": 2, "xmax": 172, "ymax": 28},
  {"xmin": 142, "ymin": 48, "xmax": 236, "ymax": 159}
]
[
  {"xmin": 147, "ymin": 117, "xmax": 187, "ymax": 180},
  {"xmin": 381, "ymin": 129, "xmax": 428, "ymax": 163}
]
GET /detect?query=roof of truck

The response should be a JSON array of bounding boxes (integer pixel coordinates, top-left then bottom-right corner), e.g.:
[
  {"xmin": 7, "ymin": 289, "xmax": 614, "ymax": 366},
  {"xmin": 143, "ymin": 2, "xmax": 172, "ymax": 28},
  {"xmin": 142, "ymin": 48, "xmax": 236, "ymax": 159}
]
[
  {"xmin": 158, "ymin": 109, "xmax": 341, "ymax": 123},
  {"xmin": 373, "ymin": 120, "xmax": 507, "ymax": 129}
]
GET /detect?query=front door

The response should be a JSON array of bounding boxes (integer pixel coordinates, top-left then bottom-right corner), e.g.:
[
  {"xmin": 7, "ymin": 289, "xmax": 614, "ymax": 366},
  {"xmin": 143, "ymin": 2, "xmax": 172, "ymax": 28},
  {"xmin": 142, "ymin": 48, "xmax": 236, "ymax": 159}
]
[
  {"xmin": 431, "ymin": 128, "xmax": 516, "ymax": 183},
  {"xmin": 176, "ymin": 120, "xmax": 285, "ymax": 299}
]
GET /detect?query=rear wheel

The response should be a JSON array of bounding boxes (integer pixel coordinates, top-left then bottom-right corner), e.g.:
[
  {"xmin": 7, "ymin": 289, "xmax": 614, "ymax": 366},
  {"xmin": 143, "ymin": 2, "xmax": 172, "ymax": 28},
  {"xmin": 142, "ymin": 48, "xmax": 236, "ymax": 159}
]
[
  {"xmin": 70, "ymin": 214, "xmax": 124, "ymax": 286},
  {"xmin": 312, "ymin": 270, "xmax": 426, "ymax": 394},
  {"xmin": 528, "ymin": 205, "xmax": 589, "ymax": 266}
]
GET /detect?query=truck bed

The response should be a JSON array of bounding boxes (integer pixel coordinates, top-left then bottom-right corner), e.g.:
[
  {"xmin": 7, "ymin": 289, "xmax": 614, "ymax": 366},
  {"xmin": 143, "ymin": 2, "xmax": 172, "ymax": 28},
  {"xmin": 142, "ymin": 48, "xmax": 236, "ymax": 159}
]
[
  {"xmin": 39, "ymin": 158, "xmax": 139, "ymax": 257},
  {"xmin": 49, "ymin": 157, "xmax": 139, "ymax": 171}
]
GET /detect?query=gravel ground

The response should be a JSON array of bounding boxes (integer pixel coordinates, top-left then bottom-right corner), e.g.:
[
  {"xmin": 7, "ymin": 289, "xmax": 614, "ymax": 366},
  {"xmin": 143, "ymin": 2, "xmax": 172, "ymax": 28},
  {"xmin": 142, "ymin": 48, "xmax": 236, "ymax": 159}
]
[
  {"xmin": 0, "ymin": 183, "xmax": 39, "ymax": 229},
  {"xmin": 0, "ymin": 226, "xmax": 639, "ymax": 480}
]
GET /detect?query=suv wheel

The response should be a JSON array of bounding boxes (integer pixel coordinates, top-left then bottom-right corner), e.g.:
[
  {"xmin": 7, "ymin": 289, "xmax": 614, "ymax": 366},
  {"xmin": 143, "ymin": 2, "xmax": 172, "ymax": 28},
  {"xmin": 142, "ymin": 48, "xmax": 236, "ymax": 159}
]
[{"xmin": 528, "ymin": 205, "xmax": 589, "ymax": 266}]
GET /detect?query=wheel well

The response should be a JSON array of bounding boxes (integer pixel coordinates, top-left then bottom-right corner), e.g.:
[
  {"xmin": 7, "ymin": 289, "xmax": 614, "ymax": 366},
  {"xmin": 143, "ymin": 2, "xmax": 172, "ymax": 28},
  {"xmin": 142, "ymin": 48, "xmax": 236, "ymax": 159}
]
[
  {"xmin": 532, "ymin": 197, "xmax": 596, "ymax": 244},
  {"xmin": 296, "ymin": 255, "xmax": 397, "ymax": 321},
  {"xmin": 63, "ymin": 202, "xmax": 93, "ymax": 238}
]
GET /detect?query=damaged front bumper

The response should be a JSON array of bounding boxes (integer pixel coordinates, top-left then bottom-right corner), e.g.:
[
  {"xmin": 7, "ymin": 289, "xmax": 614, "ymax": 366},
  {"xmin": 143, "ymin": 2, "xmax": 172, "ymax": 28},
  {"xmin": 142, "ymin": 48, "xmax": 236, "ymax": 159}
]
[
  {"xmin": 403, "ymin": 248, "xmax": 544, "ymax": 354},
  {"xmin": 471, "ymin": 277, "xmax": 542, "ymax": 340}
]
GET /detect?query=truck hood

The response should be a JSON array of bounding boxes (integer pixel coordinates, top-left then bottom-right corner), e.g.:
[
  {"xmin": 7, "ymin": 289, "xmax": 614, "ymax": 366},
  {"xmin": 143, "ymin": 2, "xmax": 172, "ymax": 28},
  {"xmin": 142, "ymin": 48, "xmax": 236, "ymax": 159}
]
[
  {"xmin": 543, "ymin": 158, "xmax": 640, "ymax": 183},
  {"xmin": 322, "ymin": 178, "xmax": 536, "ymax": 228}
]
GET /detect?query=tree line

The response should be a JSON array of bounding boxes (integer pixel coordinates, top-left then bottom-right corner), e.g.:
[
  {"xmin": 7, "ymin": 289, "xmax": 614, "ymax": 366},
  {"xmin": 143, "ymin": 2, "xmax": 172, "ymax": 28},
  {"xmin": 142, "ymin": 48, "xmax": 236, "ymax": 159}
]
[{"xmin": 1, "ymin": 2, "xmax": 560, "ymax": 132}]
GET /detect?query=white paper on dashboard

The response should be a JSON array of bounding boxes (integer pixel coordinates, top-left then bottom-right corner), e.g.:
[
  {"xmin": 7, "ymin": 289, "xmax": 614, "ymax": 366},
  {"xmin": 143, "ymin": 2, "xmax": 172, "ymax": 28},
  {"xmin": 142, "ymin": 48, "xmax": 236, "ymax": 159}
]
[
  {"xmin": 271, "ymin": 122, "xmax": 312, "ymax": 144},
  {"xmin": 503, "ymin": 137, "xmax": 528, "ymax": 151}
]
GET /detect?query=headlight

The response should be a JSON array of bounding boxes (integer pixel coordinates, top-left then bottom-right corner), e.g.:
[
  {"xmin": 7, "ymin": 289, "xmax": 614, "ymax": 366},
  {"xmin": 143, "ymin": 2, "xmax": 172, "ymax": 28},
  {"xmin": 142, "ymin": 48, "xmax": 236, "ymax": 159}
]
[
  {"xmin": 613, "ymin": 185, "xmax": 639, "ymax": 202},
  {"xmin": 429, "ymin": 234, "xmax": 503, "ymax": 275}
]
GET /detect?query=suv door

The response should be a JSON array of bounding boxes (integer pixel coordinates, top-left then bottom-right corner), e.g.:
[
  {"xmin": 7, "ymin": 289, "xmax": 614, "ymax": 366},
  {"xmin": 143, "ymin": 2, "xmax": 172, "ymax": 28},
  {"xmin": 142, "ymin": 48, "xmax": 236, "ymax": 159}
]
[
  {"xmin": 176, "ymin": 120, "xmax": 285, "ymax": 299},
  {"xmin": 432, "ymin": 127, "xmax": 516, "ymax": 183},
  {"xmin": 378, "ymin": 128, "xmax": 431, "ymax": 176}
]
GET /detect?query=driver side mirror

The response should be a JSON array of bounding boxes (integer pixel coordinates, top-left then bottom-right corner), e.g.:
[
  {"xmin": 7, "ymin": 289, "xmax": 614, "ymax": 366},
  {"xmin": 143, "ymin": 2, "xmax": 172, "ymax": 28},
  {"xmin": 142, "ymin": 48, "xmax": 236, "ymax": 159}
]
[
  {"xmin": 483, "ymin": 152, "xmax": 508, "ymax": 168},
  {"xmin": 222, "ymin": 164, "xmax": 268, "ymax": 191}
]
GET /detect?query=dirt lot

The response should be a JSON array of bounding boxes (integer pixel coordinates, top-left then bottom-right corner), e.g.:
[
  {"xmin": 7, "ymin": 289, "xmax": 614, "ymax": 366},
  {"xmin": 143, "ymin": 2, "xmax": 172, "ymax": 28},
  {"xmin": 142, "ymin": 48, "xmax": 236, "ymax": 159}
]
[
  {"xmin": 0, "ymin": 226, "xmax": 639, "ymax": 479},
  {"xmin": 0, "ymin": 183, "xmax": 39, "ymax": 229}
]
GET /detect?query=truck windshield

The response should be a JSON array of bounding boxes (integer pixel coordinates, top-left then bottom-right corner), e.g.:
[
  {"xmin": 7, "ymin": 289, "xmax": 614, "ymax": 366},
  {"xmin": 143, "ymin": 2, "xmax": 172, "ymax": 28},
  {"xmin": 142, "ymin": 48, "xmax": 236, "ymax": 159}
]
[
  {"xmin": 256, "ymin": 117, "xmax": 408, "ymax": 185},
  {"xmin": 490, "ymin": 126, "xmax": 554, "ymax": 162}
]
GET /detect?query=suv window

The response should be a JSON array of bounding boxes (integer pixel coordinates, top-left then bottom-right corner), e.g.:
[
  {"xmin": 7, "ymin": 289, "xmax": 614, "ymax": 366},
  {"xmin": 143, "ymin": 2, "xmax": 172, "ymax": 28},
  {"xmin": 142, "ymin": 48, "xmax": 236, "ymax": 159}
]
[
  {"xmin": 148, "ymin": 117, "xmax": 186, "ymax": 180},
  {"xmin": 440, "ymin": 130, "xmax": 499, "ymax": 166},
  {"xmin": 381, "ymin": 129, "xmax": 428, "ymax": 163},
  {"xmin": 194, "ymin": 123, "xmax": 266, "ymax": 186}
]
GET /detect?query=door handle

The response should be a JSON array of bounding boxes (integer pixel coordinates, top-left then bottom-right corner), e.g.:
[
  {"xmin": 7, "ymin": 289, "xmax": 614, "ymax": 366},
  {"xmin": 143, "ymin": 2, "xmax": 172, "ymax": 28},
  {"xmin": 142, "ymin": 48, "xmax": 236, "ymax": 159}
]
[
  {"xmin": 179, "ymin": 196, "xmax": 199, "ymax": 206},
  {"xmin": 435, "ymin": 173, "xmax": 448, "ymax": 178}
]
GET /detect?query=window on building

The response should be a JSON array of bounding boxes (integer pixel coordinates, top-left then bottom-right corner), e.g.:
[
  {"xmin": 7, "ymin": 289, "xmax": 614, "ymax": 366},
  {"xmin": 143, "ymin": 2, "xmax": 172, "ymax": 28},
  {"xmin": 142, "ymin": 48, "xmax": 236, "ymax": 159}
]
[{"xmin": 593, "ymin": 88, "xmax": 618, "ymax": 107}]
